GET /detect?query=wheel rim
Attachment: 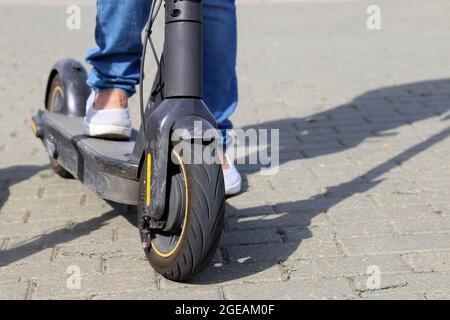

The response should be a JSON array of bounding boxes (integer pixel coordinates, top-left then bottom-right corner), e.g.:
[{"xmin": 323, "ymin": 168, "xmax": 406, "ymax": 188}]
[
  {"xmin": 145, "ymin": 150, "xmax": 189, "ymax": 258},
  {"xmin": 48, "ymin": 83, "xmax": 65, "ymax": 112}
]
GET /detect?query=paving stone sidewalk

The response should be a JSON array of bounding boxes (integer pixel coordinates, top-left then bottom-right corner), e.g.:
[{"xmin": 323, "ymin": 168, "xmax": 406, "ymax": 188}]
[{"xmin": 0, "ymin": 0, "xmax": 449, "ymax": 300}]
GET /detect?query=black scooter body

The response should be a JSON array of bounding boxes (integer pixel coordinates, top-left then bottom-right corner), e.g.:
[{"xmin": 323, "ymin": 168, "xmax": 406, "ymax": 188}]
[
  {"xmin": 33, "ymin": 95, "xmax": 216, "ymax": 207},
  {"xmin": 32, "ymin": 0, "xmax": 216, "ymax": 211},
  {"xmin": 33, "ymin": 106, "xmax": 141, "ymax": 204},
  {"xmin": 32, "ymin": 1, "xmax": 227, "ymax": 281}
]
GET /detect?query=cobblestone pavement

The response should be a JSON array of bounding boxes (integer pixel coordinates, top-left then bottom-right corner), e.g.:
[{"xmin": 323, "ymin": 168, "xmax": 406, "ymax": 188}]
[{"xmin": 0, "ymin": 0, "xmax": 449, "ymax": 300}]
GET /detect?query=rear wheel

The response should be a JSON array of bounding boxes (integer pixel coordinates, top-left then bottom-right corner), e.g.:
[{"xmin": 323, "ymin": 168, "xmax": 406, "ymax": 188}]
[
  {"xmin": 138, "ymin": 146, "xmax": 225, "ymax": 281},
  {"xmin": 45, "ymin": 74, "xmax": 73, "ymax": 178}
]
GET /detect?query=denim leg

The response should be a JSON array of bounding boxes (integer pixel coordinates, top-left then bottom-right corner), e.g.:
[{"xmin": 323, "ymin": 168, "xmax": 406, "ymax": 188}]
[
  {"xmin": 87, "ymin": 0, "xmax": 238, "ymax": 147},
  {"xmin": 203, "ymin": 0, "xmax": 238, "ymax": 148},
  {"xmin": 86, "ymin": 0, "xmax": 152, "ymax": 97}
]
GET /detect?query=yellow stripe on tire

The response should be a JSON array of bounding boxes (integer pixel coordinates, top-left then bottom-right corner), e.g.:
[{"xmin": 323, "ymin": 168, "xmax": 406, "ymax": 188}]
[
  {"xmin": 146, "ymin": 153, "xmax": 152, "ymax": 207},
  {"xmin": 150, "ymin": 150, "xmax": 189, "ymax": 258}
]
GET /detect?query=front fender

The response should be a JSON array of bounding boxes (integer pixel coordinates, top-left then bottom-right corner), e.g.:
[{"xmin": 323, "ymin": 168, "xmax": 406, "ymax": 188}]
[{"xmin": 134, "ymin": 98, "xmax": 217, "ymax": 221}]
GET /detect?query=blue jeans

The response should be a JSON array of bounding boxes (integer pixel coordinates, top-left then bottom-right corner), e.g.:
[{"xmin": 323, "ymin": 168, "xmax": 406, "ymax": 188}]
[{"xmin": 86, "ymin": 0, "xmax": 238, "ymax": 146}]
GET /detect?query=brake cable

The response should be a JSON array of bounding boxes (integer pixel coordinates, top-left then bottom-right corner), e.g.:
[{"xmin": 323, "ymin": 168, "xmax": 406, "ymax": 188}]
[{"xmin": 139, "ymin": 0, "xmax": 163, "ymax": 140}]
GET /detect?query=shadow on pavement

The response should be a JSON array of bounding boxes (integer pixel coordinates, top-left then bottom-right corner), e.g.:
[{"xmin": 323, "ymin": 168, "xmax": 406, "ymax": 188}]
[
  {"xmin": 0, "ymin": 79, "xmax": 448, "ymax": 284},
  {"xmin": 0, "ymin": 164, "xmax": 49, "ymax": 212},
  {"xmin": 193, "ymin": 78, "xmax": 450, "ymax": 284},
  {"xmin": 0, "ymin": 201, "xmax": 135, "ymax": 267},
  {"xmin": 193, "ymin": 126, "xmax": 448, "ymax": 284}
]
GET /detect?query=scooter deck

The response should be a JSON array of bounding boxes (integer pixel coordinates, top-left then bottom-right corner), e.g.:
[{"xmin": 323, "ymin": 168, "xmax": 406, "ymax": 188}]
[{"xmin": 42, "ymin": 111, "xmax": 141, "ymax": 205}]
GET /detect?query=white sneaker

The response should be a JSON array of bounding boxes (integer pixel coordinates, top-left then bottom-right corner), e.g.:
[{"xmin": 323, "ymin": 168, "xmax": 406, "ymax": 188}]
[
  {"xmin": 223, "ymin": 154, "xmax": 242, "ymax": 196},
  {"xmin": 83, "ymin": 92, "xmax": 132, "ymax": 139}
]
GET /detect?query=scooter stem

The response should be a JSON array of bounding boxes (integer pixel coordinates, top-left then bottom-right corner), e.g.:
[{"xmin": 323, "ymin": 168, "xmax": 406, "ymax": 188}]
[{"xmin": 163, "ymin": 0, "xmax": 203, "ymax": 99}]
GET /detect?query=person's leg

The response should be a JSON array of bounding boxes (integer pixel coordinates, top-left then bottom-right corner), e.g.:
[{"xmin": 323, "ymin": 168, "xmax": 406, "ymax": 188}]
[
  {"xmin": 203, "ymin": 0, "xmax": 241, "ymax": 194},
  {"xmin": 203, "ymin": 0, "xmax": 238, "ymax": 150},
  {"xmin": 86, "ymin": 0, "xmax": 238, "ymax": 127},
  {"xmin": 84, "ymin": 0, "xmax": 151, "ymax": 138},
  {"xmin": 85, "ymin": 0, "xmax": 241, "ymax": 193},
  {"xmin": 86, "ymin": 0, "xmax": 152, "ymax": 98}
]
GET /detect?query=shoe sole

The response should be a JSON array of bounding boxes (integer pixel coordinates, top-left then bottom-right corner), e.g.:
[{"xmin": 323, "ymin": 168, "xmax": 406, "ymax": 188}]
[{"xmin": 83, "ymin": 121, "xmax": 132, "ymax": 140}]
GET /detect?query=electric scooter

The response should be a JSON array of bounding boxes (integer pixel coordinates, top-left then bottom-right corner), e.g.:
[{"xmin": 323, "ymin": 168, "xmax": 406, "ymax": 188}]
[{"xmin": 31, "ymin": 0, "xmax": 225, "ymax": 281}]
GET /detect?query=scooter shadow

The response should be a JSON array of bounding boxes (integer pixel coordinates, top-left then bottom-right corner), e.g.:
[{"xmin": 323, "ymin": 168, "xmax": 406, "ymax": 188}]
[
  {"xmin": 0, "ymin": 164, "xmax": 49, "ymax": 212},
  {"xmin": 188, "ymin": 78, "xmax": 450, "ymax": 284},
  {"xmin": 0, "ymin": 79, "xmax": 448, "ymax": 283}
]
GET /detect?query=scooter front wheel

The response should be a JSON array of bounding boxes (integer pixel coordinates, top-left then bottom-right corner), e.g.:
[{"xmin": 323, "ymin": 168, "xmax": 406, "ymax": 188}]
[{"xmin": 137, "ymin": 147, "xmax": 225, "ymax": 281}]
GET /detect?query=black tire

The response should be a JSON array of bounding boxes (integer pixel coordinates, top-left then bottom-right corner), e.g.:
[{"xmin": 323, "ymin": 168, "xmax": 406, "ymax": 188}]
[
  {"xmin": 138, "ymin": 146, "xmax": 225, "ymax": 281},
  {"xmin": 46, "ymin": 74, "xmax": 74, "ymax": 179}
]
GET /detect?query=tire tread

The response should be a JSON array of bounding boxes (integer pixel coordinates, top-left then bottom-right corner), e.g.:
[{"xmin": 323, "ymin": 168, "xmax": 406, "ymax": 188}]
[{"xmin": 139, "ymin": 146, "xmax": 225, "ymax": 281}]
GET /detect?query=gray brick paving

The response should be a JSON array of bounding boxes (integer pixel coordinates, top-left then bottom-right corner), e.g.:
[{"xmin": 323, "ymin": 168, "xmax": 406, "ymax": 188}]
[{"xmin": 0, "ymin": 0, "xmax": 450, "ymax": 299}]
